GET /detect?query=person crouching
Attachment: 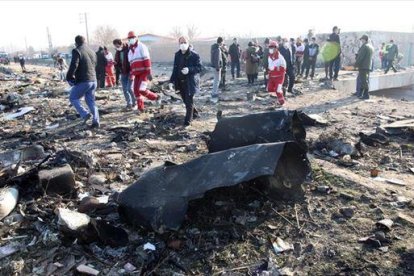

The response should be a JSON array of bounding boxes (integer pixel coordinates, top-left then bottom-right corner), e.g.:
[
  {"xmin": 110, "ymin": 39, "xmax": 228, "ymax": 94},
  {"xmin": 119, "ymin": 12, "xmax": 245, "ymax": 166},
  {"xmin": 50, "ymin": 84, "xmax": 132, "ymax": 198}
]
[{"xmin": 266, "ymin": 41, "xmax": 286, "ymax": 105}]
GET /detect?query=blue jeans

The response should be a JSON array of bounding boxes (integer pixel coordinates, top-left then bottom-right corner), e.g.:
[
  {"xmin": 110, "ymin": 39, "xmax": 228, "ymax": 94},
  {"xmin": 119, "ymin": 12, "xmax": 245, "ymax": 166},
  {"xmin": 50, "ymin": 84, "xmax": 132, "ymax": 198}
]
[
  {"xmin": 120, "ymin": 74, "xmax": 136, "ymax": 106},
  {"xmin": 69, "ymin": 81, "xmax": 99, "ymax": 124}
]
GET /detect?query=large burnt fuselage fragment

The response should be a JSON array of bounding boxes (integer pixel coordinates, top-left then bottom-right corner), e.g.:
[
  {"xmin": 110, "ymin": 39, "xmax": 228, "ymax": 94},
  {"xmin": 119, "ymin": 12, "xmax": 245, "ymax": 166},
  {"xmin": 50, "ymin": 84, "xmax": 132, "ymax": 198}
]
[
  {"xmin": 208, "ymin": 110, "xmax": 307, "ymax": 153},
  {"xmin": 117, "ymin": 141, "xmax": 310, "ymax": 233}
]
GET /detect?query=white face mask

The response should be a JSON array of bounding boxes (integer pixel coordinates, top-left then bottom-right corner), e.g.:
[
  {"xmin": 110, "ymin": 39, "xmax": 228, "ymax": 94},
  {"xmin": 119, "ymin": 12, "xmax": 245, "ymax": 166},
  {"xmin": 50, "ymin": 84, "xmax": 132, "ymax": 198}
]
[
  {"xmin": 128, "ymin": 38, "xmax": 136, "ymax": 45},
  {"xmin": 180, "ymin": 43, "xmax": 189, "ymax": 52},
  {"xmin": 116, "ymin": 46, "xmax": 122, "ymax": 51},
  {"xmin": 269, "ymin": 49, "xmax": 275, "ymax": 54},
  {"xmin": 283, "ymin": 42, "xmax": 289, "ymax": 48}
]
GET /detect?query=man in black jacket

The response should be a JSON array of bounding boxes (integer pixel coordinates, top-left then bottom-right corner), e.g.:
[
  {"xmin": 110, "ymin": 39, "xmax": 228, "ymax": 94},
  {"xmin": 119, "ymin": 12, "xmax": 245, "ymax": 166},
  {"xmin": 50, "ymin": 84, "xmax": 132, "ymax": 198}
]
[
  {"xmin": 66, "ymin": 35, "xmax": 100, "ymax": 128},
  {"xmin": 228, "ymin": 38, "xmax": 241, "ymax": 79},
  {"xmin": 280, "ymin": 38, "xmax": 295, "ymax": 95},
  {"xmin": 95, "ymin": 46, "xmax": 107, "ymax": 89},
  {"xmin": 169, "ymin": 36, "xmax": 202, "ymax": 127},
  {"xmin": 300, "ymin": 38, "xmax": 310, "ymax": 77}
]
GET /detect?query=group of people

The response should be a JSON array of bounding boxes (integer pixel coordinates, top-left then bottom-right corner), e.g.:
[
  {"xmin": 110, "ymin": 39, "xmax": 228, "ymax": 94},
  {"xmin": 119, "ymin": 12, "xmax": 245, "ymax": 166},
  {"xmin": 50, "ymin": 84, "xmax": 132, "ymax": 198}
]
[
  {"xmin": 379, "ymin": 40, "xmax": 400, "ymax": 74},
  {"xmin": 66, "ymin": 32, "xmax": 163, "ymax": 129},
  {"xmin": 65, "ymin": 26, "xmax": 401, "ymax": 129}
]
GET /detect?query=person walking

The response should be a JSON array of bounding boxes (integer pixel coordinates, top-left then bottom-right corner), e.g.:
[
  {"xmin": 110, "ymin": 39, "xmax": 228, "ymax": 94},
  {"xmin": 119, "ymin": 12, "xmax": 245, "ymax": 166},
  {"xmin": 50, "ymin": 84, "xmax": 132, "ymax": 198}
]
[
  {"xmin": 228, "ymin": 38, "xmax": 241, "ymax": 79},
  {"xmin": 127, "ymin": 31, "xmax": 161, "ymax": 112},
  {"xmin": 300, "ymin": 38, "xmax": 310, "ymax": 77},
  {"xmin": 19, "ymin": 55, "xmax": 26, "ymax": 72},
  {"xmin": 306, "ymin": 37, "xmax": 319, "ymax": 79},
  {"xmin": 219, "ymin": 42, "xmax": 229, "ymax": 89},
  {"xmin": 279, "ymin": 38, "xmax": 295, "ymax": 95},
  {"xmin": 95, "ymin": 47, "xmax": 107, "ymax": 89},
  {"xmin": 104, "ymin": 46, "xmax": 115, "ymax": 87},
  {"xmin": 384, "ymin": 39, "xmax": 398, "ymax": 74},
  {"xmin": 169, "ymin": 36, "xmax": 202, "ymax": 127},
  {"xmin": 328, "ymin": 26, "xmax": 341, "ymax": 80},
  {"xmin": 210, "ymin": 37, "xmax": 223, "ymax": 103},
  {"xmin": 57, "ymin": 55, "xmax": 68, "ymax": 81},
  {"xmin": 354, "ymin": 34, "xmax": 373, "ymax": 99},
  {"xmin": 262, "ymin": 38, "xmax": 270, "ymax": 87},
  {"xmin": 113, "ymin": 38, "xmax": 136, "ymax": 110},
  {"xmin": 266, "ymin": 41, "xmax": 286, "ymax": 105},
  {"xmin": 295, "ymin": 38, "xmax": 305, "ymax": 77},
  {"xmin": 245, "ymin": 41, "xmax": 259, "ymax": 85},
  {"xmin": 66, "ymin": 35, "xmax": 100, "ymax": 128}
]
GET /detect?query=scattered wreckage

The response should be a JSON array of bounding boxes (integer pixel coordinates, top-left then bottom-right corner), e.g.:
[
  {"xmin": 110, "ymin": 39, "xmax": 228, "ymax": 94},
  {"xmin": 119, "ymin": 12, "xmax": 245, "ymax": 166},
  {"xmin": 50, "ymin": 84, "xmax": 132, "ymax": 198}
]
[{"xmin": 117, "ymin": 110, "xmax": 312, "ymax": 232}]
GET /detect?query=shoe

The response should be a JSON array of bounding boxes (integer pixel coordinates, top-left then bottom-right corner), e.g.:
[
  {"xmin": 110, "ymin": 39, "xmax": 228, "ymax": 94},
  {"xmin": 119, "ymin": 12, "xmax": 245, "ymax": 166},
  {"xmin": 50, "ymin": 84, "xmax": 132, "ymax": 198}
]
[
  {"xmin": 91, "ymin": 121, "xmax": 100, "ymax": 129},
  {"xmin": 352, "ymin": 92, "xmax": 361, "ymax": 97},
  {"xmin": 156, "ymin": 94, "xmax": 162, "ymax": 105},
  {"xmin": 210, "ymin": 97, "xmax": 219, "ymax": 104},
  {"xmin": 333, "ymin": 78, "xmax": 338, "ymax": 81},
  {"xmin": 82, "ymin": 113, "xmax": 91, "ymax": 125}
]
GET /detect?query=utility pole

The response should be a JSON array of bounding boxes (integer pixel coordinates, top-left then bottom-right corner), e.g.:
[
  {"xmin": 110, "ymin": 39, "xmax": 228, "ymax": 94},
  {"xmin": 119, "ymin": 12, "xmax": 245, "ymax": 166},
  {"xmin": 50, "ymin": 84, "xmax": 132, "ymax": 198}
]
[
  {"xmin": 47, "ymin": 27, "xmax": 53, "ymax": 53},
  {"xmin": 79, "ymin": 13, "xmax": 90, "ymax": 44},
  {"xmin": 24, "ymin": 37, "xmax": 28, "ymax": 53}
]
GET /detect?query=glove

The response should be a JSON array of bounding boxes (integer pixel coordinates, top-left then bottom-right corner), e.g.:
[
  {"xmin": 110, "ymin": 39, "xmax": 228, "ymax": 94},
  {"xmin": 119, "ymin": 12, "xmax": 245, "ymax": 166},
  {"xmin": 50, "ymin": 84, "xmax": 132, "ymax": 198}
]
[
  {"xmin": 148, "ymin": 74, "xmax": 153, "ymax": 81},
  {"xmin": 67, "ymin": 80, "xmax": 75, "ymax": 87},
  {"xmin": 181, "ymin": 67, "xmax": 189, "ymax": 75},
  {"xmin": 168, "ymin": 83, "xmax": 174, "ymax": 91}
]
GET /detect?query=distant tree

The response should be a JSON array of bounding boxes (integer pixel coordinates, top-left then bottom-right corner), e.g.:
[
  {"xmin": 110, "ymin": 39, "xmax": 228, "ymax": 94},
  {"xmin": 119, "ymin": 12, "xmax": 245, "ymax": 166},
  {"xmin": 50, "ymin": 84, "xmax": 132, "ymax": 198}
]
[
  {"xmin": 27, "ymin": 46, "xmax": 35, "ymax": 56},
  {"xmin": 170, "ymin": 26, "xmax": 183, "ymax": 40},
  {"xmin": 186, "ymin": 24, "xmax": 200, "ymax": 41},
  {"xmin": 93, "ymin": 25, "xmax": 120, "ymax": 47}
]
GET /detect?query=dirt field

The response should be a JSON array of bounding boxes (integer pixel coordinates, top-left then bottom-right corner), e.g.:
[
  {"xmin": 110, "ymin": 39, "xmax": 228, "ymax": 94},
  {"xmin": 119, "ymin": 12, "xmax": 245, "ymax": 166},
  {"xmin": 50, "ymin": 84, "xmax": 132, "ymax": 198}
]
[{"xmin": 0, "ymin": 63, "xmax": 413, "ymax": 275}]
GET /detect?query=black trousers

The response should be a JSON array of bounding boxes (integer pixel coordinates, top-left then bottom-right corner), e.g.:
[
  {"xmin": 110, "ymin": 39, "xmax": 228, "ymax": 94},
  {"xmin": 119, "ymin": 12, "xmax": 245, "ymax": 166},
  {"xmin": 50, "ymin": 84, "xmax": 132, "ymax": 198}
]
[
  {"xmin": 247, "ymin": 74, "xmax": 255, "ymax": 84},
  {"xmin": 283, "ymin": 68, "xmax": 295, "ymax": 92},
  {"xmin": 96, "ymin": 68, "xmax": 106, "ymax": 88},
  {"xmin": 308, "ymin": 57, "xmax": 317, "ymax": 78},
  {"xmin": 179, "ymin": 84, "xmax": 198, "ymax": 125},
  {"xmin": 115, "ymin": 67, "xmax": 121, "ymax": 85},
  {"xmin": 231, "ymin": 60, "xmax": 241, "ymax": 78},
  {"xmin": 301, "ymin": 59, "xmax": 309, "ymax": 76},
  {"xmin": 384, "ymin": 59, "xmax": 397, "ymax": 73},
  {"xmin": 329, "ymin": 55, "xmax": 340, "ymax": 79}
]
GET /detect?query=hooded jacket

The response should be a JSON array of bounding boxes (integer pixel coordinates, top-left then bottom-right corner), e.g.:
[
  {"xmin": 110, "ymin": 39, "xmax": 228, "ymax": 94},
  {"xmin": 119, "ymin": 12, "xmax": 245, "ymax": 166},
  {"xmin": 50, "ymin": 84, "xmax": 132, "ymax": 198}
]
[{"xmin": 210, "ymin": 43, "xmax": 222, "ymax": 70}]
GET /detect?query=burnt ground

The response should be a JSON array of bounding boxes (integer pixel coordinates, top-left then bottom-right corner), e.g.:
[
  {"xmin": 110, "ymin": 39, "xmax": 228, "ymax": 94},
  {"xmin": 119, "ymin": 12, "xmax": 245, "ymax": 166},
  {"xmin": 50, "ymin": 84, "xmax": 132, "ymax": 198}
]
[{"xmin": 0, "ymin": 63, "xmax": 413, "ymax": 275}]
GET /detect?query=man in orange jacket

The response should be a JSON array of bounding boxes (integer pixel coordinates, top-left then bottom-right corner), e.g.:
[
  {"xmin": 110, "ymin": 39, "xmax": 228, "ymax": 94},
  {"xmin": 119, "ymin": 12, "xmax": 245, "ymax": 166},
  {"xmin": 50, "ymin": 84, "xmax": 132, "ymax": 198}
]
[
  {"xmin": 266, "ymin": 40, "xmax": 286, "ymax": 105},
  {"xmin": 127, "ymin": 31, "xmax": 161, "ymax": 112}
]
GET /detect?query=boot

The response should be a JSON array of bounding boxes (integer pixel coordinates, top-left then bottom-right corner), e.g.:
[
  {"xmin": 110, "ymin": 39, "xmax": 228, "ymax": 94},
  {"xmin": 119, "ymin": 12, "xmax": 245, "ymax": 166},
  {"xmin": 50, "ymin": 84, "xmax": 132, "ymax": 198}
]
[
  {"xmin": 359, "ymin": 89, "xmax": 369, "ymax": 100},
  {"xmin": 352, "ymin": 90, "xmax": 362, "ymax": 97}
]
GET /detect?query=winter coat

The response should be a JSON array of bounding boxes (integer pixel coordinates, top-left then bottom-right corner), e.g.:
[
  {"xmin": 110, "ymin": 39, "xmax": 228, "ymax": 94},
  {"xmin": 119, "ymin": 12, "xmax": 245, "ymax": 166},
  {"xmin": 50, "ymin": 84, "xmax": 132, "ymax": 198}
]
[
  {"xmin": 308, "ymin": 43, "xmax": 319, "ymax": 60},
  {"xmin": 245, "ymin": 46, "xmax": 259, "ymax": 75},
  {"xmin": 128, "ymin": 41, "xmax": 151, "ymax": 76},
  {"xmin": 170, "ymin": 49, "xmax": 202, "ymax": 96},
  {"xmin": 385, "ymin": 44, "xmax": 398, "ymax": 61},
  {"xmin": 114, "ymin": 44, "xmax": 131, "ymax": 75},
  {"xmin": 229, "ymin": 43, "xmax": 241, "ymax": 61},
  {"xmin": 210, "ymin": 43, "xmax": 222, "ymax": 70},
  {"xmin": 279, "ymin": 46, "xmax": 294, "ymax": 71},
  {"xmin": 67, "ymin": 45, "xmax": 97, "ymax": 84},
  {"xmin": 355, "ymin": 42, "xmax": 374, "ymax": 70},
  {"xmin": 262, "ymin": 47, "xmax": 270, "ymax": 70},
  {"xmin": 96, "ymin": 49, "xmax": 107, "ymax": 72}
]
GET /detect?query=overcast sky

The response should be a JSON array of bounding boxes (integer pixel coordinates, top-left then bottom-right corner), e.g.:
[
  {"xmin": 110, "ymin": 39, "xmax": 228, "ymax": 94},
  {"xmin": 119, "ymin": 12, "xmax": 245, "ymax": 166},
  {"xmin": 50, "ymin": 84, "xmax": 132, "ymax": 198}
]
[{"xmin": 1, "ymin": 0, "xmax": 414, "ymax": 52}]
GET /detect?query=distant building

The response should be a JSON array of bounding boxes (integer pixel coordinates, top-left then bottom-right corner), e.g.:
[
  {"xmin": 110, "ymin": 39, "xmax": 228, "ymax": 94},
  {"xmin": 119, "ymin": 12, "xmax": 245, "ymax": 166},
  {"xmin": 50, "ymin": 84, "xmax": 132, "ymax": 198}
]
[{"xmin": 137, "ymin": 33, "xmax": 175, "ymax": 43}]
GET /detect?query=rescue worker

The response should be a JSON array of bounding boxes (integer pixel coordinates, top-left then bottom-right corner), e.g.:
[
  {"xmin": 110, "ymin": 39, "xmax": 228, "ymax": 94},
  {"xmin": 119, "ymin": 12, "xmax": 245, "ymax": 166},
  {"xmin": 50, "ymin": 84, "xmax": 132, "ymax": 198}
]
[
  {"xmin": 266, "ymin": 40, "xmax": 286, "ymax": 105},
  {"xmin": 104, "ymin": 46, "xmax": 115, "ymax": 87},
  {"xmin": 127, "ymin": 31, "xmax": 161, "ymax": 112}
]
